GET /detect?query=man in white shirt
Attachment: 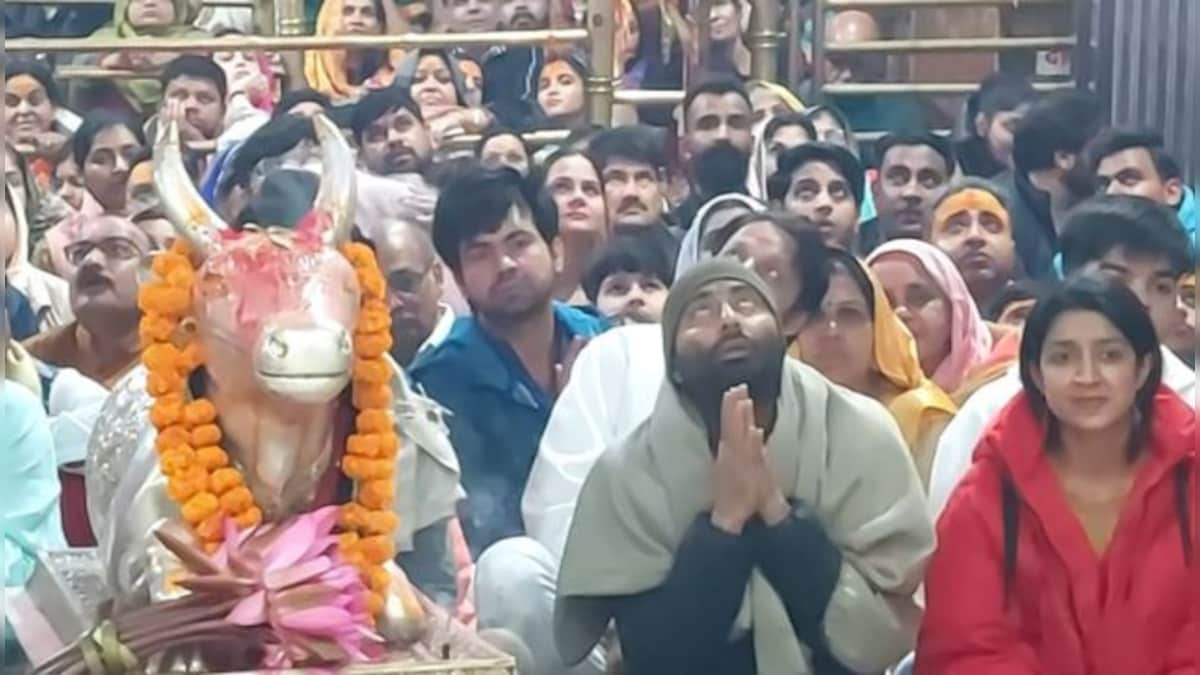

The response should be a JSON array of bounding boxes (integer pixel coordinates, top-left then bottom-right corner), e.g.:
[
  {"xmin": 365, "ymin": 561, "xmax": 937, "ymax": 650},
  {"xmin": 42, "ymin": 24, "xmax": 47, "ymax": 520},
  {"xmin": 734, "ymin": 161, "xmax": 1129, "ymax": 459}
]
[{"xmin": 929, "ymin": 195, "xmax": 1196, "ymax": 518}]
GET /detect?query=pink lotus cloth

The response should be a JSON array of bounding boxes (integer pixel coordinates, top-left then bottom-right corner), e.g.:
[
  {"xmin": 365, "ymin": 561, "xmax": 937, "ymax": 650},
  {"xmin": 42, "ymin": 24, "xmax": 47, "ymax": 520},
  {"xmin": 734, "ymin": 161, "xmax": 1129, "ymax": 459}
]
[{"xmin": 866, "ymin": 239, "xmax": 993, "ymax": 394}]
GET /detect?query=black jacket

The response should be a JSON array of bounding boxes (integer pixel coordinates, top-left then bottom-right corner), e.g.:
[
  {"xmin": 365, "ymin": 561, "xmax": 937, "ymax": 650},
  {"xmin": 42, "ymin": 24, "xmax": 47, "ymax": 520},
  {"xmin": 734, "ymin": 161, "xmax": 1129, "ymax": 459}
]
[
  {"xmin": 997, "ymin": 170, "xmax": 1058, "ymax": 280},
  {"xmin": 610, "ymin": 511, "xmax": 852, "ymax": 675}
]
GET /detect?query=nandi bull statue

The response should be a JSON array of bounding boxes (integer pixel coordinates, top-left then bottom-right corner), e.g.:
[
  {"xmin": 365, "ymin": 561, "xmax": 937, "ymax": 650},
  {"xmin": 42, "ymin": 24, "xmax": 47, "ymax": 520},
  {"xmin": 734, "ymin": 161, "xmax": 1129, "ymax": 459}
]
[{"xmin": 67, "ymin": 109, "xmax": 465, "ymax": 670}]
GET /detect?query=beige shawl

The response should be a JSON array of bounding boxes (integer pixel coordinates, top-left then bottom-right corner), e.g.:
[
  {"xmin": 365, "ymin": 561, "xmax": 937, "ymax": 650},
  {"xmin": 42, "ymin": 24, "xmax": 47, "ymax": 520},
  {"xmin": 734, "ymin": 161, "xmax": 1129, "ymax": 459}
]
[{"xmin": 555, "ymin": 358, "xmax": 934, "ymax": 674}]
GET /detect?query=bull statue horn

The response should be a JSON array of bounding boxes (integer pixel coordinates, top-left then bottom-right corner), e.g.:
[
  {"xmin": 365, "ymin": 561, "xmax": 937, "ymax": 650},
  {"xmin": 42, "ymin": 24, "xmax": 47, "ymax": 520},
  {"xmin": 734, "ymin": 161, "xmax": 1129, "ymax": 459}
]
[
  {"xmin": 153, "ymin": 116, "xmax": 229, "ymax": 259},
  {"xmin": 311, "ymin": 113, "xmax": 356, "ymax": 248}
]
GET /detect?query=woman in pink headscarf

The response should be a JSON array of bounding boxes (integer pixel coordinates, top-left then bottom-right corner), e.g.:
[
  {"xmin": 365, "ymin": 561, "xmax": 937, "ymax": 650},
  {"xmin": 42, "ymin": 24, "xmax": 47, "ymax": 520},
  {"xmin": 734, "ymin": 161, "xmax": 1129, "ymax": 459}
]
[{"xmin": 866, "ymin": 239, "xmax": 993, "ymax": 395}]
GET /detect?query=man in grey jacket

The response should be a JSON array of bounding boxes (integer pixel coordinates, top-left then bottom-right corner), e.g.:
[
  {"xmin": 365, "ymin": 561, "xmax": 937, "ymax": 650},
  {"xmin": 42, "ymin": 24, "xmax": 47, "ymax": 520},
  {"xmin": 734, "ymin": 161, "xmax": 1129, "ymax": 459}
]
[{"xmin": 555, "ymin": 258, "xmax": 935, "ymax": 675}]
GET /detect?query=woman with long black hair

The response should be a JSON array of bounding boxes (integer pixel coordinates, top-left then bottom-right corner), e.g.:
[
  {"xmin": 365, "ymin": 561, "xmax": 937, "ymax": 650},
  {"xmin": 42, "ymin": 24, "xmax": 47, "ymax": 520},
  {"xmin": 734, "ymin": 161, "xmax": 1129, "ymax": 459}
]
[{"xmin": 918, "ymin": 274, "xmax": 1196, "ymax": 675}]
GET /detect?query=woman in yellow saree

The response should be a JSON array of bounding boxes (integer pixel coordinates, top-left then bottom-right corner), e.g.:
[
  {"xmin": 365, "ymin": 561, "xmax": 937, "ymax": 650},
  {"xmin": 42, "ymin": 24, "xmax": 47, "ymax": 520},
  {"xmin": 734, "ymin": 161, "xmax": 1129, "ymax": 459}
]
[
  {"xmin": 794, "ymin": 248, "xmax": 956, "ymax": 485},
  {"xmin": 304, "ymin": 0, "xmax": 405, "ymax": 101}
]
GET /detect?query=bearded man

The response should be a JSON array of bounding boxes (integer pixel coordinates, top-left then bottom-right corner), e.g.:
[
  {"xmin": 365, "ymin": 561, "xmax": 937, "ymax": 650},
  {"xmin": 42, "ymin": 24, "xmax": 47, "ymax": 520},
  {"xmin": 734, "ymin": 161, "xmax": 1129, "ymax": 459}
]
[{"xmin": 555, "ymin": 258, "xmax": 934, "ymax": 675}]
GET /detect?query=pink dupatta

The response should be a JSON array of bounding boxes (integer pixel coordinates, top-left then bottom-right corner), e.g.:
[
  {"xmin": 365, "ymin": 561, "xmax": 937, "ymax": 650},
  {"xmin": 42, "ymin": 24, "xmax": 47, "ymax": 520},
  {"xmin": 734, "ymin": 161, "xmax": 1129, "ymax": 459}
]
[{"xmin": 866, "ymin": 239, "xmax": 993, "ymax": 394}]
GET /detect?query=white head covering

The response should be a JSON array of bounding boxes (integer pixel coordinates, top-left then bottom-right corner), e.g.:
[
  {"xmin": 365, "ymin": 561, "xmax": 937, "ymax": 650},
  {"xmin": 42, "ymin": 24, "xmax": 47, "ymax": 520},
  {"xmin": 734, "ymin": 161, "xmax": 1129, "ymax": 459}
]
[{"xmin": 674, "ymin": 193, "xmax": 766, "ymax": 276}]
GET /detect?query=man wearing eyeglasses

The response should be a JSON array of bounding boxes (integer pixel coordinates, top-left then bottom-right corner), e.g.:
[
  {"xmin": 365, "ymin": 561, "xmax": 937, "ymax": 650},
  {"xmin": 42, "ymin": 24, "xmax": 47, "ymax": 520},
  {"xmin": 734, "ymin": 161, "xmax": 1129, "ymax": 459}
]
[
  {"xmin": 24, "ymin": 215, "xmax": 153, "ymax": 389},
  {"xmin": 375, "ymin": 220, "xmax": 455, "ymax": 367}
]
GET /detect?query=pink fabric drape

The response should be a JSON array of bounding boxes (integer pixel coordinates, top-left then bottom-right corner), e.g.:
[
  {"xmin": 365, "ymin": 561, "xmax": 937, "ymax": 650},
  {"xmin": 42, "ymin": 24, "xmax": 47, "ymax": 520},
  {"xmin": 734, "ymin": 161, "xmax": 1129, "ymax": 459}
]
[{"xmin": 866, "ymin": 239, "xmax": 993, "ymax": 394}]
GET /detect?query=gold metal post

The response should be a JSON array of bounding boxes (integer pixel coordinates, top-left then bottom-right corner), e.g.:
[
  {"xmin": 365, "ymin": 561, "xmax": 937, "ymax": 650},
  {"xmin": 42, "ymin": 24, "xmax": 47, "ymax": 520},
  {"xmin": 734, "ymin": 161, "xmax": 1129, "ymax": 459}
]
[
  {"xmin": 585, "ymin": 0, "xmax": 615, "ymax": 127},
  {"xmin": 4, "ymin": 29, "xmax": 590, "ymax": 54},
  {"xmin": 822, "ymin": 80, "xmax": 1076, "ymax": 95},
  {"xmin": 747, "ymin": 0, "xmax": 781, "ymax": 81}
]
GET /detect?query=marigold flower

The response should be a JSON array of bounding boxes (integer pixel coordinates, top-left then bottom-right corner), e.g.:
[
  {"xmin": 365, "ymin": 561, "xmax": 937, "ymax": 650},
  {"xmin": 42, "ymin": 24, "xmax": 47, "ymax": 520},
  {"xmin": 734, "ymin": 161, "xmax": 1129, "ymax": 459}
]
[
  {"xmin": 182, "ymin": 492, "xmax": 220, "ymax": 524},
  {"xmin": 183, "ymin": 400, "xmax": 217, "ymax": 426},
  {"xmin": 195, "ymin": 446, "xmax": 229, "ymax": 470},
  {"xmin": 156, "ymin": 426, "xmax": 191, "ymax": 454},
  {"xmin": 346, "ymin": 434, "xmax": 381, "ymax": 458},
  {"xmin": 356, "ymin": 308, "xmax": 390, "ymax": 335},
  {"xmin": 220, "ymin": 486, "xmax": 255, "ymax": 513},
  {"xmin": 358, "ymin": 536, "xmax": 392, "ymax": 564},
  {"xmin": 196, "ymin": 513, "xmax": 224, "ymax": 540},
  {"xmin": 209, "ymin": 467, "xmax": 244, "ymax": 494},
  {"xmin": 147, "ymin": 369, "xmax": 185, "ymax": 397},
  {"xmin": 377, "ymin": 433, "xmax": 399, "ymax": 458},
  {"xmin": 190, "ymin": 424, "xmax": 222, "ymax": 447},
  {"xmin": 167, "ymin": 476, "xmax": 200, "ymax": 502},
  {"xmin": 143, "ymin": 343, "xmax": 182, "ymax": 371},
  {"xmin": 367, "ymin": 566, "xmax": 391, "ymax": 593},
  {"xmin": 339, "ymin": 503, "xmax": 370, "ymax": 530},
  {"xmin": 361, "ymin": 511, "xmax": 398, "ymax": 536},
  {"xmin": 234, "ymin": 506, "xmax": 263, "ymax": 529},
  {"xmin": 353, "ymin": 333, "xmax": 392, "ymax": 359},
  {"xmin": 353, "ymin": 358, "xmax": 390, "ymax": 385},
  {"xmin": 150, "ymin": 396, "xmax": 185, "ymax": 428},
  {"xmin": 140, "ymin": 314, "xmax": 176, "ymax": 344},
  {"xmin": 352, "ymin": 384, "xmax": 392, "ymax": 411},
  {"xmin": 358, "ymin": 479, "xmax": 393, "ymax": 510},
  {"xmin": 356, "ymin": 410, "xmax": 392, "ymax": 434},
  {"xmin": 160, "ymin": 446, "xmax": 196, "ymax": 476}
]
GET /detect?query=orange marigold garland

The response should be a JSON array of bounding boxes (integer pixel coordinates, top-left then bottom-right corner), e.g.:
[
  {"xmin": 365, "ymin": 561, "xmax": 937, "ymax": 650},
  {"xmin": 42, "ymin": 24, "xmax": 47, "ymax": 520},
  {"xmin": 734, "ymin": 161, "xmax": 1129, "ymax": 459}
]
[{"xmin": 138, "ymin": 239, "xmax": 399, "ymax": 618}]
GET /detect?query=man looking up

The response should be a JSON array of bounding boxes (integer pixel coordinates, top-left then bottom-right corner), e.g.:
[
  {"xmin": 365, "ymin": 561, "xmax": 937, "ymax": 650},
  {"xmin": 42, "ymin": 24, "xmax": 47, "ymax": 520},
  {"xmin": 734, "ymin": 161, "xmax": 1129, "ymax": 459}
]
[
  {"xmin": 1003, "ymin": 89, "xmax": 1105, "ymax": 279},
  {"xmin": 555, "ymin": 258, "xmax": 933, "ymax": 675},
  {"xmin": 410, "ymin": 167, "xmax": 607, "ymax": 556},
  {"xmin": 1089, "ymin": 128, "xmax": 1195, "ymax": 247},
  {"xmin": 672, "ymin": 77, "xmax": 755, "ymax": 229},
  {"xmin": 24, "ymin": 215, "xmax": 155, "ymax": 389},
  {"xmin": 860, "ymin": 132, "xmax": 955, "ymax": 252},
  {"xmin": 374, "ymin": 220, "xmax": 455, "ymax": 367},
  {"xmin": 929, "ymin": 195, "xmax": 1195, "ymax": 518},
  {"xmin": 927, "ymin": 178, "xmax": 1018, "ymax": 306},
  {"xmin": 352, "ymin": 86, "xmax": 434, "ymax": 178},
  {"xmin": 588, "ymin": 125, "xmax": 672, "ymax": 231},
  {"xmin": 770, "ymin": 142, "xmax": 864, "ymax": 252}
]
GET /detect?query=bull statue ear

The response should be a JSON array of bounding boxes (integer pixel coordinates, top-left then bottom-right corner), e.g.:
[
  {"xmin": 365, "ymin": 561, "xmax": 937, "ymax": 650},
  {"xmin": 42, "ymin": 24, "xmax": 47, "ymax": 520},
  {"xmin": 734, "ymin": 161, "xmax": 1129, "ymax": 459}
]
[
  {"xmin": 311, "ymin": 113, "xmax": 356, "ymax": 248},
  {"xmin": 153, "ymin": 116, "xmax": 230, "ymax": 260}
]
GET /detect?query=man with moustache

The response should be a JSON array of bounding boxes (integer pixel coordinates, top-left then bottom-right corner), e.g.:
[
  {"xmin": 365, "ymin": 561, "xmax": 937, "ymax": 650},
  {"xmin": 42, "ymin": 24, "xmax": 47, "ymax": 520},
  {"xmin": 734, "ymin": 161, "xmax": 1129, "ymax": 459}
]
[
  {"xmin": 24, "ymin": 215, "xmax": 154, "ymax": 389},
  {"xmin": 671, "ymin": 78, "xmax": 756, "ymax": 230},
  {"xmin": 588, "ymin": 125, "xmax": 682, "ymax": 263},
  {"xmin": 375, "ymin": 220, "xmax": 455, "ymax": 367},
  {"xmin": 409, "ymin": 167, "xmax": 607, "ymax": 558},
  {"xmin": 352, "ymin": 87, "xmax": 435, "ymax": 179},
  {"xmin": 857, "ymin": 132, "xmax": 955, "ymax": 254},
  {"xmin": 554, "ymin": 258, "xmax": 933, "ymax": 675}
]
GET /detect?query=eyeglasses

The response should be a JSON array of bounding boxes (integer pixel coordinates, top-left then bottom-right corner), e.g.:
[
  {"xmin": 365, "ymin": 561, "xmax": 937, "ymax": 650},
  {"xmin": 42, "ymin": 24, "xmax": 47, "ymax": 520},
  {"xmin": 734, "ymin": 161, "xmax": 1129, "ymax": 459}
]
[
  {"xmin": 64, "ymin": 236, "xmax": 144, "ymax": 266},
  {"xmin": 386, "ymin": 264, "xmax": 433, "ymax": 295}
]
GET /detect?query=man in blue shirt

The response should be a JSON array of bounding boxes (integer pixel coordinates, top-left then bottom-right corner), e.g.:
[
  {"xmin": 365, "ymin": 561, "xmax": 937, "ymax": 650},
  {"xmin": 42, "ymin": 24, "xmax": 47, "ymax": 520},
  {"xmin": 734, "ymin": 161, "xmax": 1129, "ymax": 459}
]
[{"xmin": 410, "ymin": 167, "xmax": 607, "ymax": 557}]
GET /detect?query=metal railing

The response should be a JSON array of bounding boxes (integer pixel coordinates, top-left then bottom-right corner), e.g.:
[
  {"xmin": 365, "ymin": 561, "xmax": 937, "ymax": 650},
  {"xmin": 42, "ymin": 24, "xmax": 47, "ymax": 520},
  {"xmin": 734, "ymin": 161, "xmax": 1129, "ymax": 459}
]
[{"xmin": 809, "ymin": 0, "xmax": 1087, "ymax": 127}]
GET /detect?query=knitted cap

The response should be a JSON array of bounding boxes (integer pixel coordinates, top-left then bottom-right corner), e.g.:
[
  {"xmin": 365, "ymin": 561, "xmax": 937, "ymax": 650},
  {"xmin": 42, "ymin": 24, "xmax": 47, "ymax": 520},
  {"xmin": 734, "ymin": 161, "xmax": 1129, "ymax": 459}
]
[{"xmin": 660, "ymin": 257, "xmax": 779, "ymax": 367}]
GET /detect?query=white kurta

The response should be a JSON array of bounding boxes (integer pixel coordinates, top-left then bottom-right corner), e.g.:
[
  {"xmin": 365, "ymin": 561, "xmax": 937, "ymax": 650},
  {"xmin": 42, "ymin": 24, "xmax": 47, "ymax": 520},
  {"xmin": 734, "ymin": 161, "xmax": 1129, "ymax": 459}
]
[
  {"xmin": 521, "ymin": 324, "xmax": 665, "ymax": 560},
  {"xmin": 927, "ymin": 345, "xmax": 1197, "ymax": 519}
]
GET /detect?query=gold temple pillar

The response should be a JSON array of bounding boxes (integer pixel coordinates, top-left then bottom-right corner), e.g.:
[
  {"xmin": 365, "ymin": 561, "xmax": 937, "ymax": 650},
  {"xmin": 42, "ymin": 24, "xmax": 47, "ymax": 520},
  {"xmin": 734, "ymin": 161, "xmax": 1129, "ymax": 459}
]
[
  {"xmin": 747, "ymin": 0, "xmax": 782, "ymax": 81},
  {"xmin": 586, "ymin": 0, "xmax": 615, "ymax": 127}
]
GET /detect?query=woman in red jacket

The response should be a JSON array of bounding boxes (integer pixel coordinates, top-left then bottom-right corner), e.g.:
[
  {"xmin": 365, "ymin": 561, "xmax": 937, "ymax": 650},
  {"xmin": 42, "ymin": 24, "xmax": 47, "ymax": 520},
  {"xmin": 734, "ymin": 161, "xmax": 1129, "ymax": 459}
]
[{"xmin": 917, "ymin": 274, "xmax": 1196, "ymax": 675}]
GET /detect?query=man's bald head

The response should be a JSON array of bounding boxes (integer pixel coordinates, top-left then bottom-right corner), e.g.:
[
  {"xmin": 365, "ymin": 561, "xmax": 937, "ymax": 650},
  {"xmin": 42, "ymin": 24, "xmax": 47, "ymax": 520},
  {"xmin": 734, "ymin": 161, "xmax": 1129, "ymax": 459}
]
[
  {"xmin": 377, "ymin": 220, "xmax": 437, "ymax": 270},
  {"xmin": 827, "ymin": 10, "xmax": 880, "ymax": 43},
  {"xmin": 374, "ymin": 220, "xmax": 446, "ymax": 366}
]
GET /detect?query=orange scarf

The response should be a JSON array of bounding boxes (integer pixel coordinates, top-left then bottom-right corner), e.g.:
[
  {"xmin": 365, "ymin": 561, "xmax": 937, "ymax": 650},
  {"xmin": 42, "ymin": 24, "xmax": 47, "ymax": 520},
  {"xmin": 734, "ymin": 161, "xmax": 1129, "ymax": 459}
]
[{"xmin": 303, "ymin": 0, "xmax": 401, "ymax": 101}]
